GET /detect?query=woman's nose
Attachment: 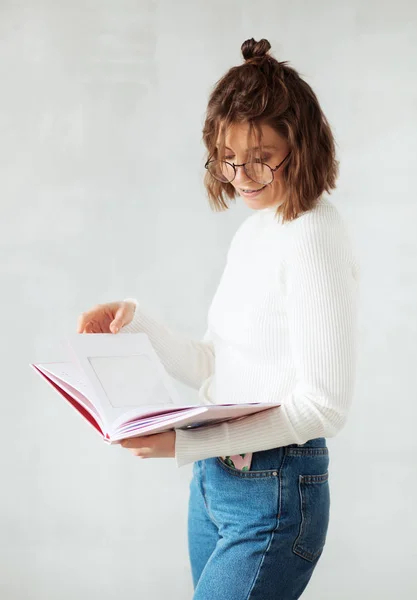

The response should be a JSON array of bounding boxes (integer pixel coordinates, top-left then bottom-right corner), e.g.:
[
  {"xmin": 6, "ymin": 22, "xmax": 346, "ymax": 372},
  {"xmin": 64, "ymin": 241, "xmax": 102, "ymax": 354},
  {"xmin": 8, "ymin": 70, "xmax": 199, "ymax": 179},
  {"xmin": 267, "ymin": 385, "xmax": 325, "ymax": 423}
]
[{"xmin": 233, "ymin": 164, "xmax": 251, "ymax": 186}]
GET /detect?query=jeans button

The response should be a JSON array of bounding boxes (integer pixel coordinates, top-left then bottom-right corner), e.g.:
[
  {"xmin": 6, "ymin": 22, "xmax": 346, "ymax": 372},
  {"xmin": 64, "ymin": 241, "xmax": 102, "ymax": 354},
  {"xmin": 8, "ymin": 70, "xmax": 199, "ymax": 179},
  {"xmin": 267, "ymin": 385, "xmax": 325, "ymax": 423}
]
[{"xmin": 272, "ymin": 471, "xmax": 278, "ymax": 476}]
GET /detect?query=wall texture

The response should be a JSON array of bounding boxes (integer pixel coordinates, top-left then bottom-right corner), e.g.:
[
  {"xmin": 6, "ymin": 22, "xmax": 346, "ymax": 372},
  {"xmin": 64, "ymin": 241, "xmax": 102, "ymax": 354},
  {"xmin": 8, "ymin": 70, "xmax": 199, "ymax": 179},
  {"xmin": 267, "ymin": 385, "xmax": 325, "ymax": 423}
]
[{"xmin": 1, "ymin": 1, "xmax": 416, "ymax": 598}]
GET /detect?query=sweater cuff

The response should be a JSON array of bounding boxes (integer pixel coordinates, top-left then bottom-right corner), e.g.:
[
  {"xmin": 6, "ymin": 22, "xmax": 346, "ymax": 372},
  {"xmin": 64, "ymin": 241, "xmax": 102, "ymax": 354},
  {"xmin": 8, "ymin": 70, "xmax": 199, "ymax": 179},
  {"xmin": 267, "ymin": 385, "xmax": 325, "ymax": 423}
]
[{"xmin": 174, "ymin": 422, "xmax": 231, "ymax": 468}]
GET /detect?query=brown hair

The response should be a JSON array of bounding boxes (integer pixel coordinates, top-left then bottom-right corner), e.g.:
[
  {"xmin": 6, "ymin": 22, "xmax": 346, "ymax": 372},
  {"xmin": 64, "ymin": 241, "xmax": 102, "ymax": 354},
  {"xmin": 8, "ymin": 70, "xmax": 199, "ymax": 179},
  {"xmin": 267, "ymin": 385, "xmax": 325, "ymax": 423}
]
[{"xmin": 202, "ymin": 38, "xmax": 338, "ymax": 222}]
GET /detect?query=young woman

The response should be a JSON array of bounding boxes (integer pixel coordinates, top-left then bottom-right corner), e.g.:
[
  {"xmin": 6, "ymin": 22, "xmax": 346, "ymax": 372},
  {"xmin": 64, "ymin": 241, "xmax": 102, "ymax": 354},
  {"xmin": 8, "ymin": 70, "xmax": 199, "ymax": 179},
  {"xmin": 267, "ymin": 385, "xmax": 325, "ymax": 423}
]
[{"xmin": 77, "ymin": 38, "xmax": 359, "ymax": 600}]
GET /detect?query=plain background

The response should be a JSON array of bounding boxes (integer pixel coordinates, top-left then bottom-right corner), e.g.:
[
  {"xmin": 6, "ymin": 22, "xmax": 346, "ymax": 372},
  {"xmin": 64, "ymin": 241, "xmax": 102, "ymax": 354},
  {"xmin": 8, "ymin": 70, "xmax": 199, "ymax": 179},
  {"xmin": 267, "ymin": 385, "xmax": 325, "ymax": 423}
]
[{"xmin": 1, "ymin": 1, "xmax": 416, "ymax": 598}]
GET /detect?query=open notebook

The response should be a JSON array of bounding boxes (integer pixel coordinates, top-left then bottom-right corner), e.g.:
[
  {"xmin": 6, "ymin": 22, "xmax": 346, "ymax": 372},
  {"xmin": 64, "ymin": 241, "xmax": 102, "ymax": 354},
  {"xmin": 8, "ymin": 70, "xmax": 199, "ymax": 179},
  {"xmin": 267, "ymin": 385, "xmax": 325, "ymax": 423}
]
[{"xmin": 30, "ymin": 333, "xmax": 280, "ymax": 443}]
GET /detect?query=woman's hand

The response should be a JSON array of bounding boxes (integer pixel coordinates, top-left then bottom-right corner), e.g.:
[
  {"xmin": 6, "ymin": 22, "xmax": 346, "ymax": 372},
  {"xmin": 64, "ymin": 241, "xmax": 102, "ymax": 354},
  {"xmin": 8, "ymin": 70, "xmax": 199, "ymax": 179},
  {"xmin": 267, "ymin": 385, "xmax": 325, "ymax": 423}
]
[
  {"xmin": 119, "ymin": 431, "xmax": 176, "ymax": 459},
  {"xmin": 77, "ymin": 300, "xmax": 136, "ymax": 334}
]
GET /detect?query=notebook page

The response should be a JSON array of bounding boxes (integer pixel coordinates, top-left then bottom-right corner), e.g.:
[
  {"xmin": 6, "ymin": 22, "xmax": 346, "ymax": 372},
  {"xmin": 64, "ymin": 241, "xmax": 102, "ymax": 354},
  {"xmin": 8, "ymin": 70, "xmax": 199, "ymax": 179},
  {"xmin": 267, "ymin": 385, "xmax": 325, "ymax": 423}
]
[
  {"xmin": 66, "ymin": 333, "xmax": 183, "ymax": 429},
  {"xmin": 37, "ymin": 362, "xmax": 96, "ymax": 401}
]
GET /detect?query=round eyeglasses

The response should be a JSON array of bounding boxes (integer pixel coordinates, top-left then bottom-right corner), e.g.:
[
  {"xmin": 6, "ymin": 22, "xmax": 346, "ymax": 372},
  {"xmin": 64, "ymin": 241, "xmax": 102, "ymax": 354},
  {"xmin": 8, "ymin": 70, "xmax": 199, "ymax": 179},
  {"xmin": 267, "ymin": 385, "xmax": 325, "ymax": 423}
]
[{"xmin": 205, "ymin": 152, "xmax": 291, "ymax": 186}]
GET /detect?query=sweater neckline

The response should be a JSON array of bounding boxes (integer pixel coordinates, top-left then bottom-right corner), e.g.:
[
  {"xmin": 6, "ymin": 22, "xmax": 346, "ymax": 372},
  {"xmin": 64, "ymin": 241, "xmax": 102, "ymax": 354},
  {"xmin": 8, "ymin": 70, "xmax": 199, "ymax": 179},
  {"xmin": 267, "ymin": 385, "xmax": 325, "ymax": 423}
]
[{"xmin": 259, "ymin": 195, "xmax": 326, "ymax": 215}]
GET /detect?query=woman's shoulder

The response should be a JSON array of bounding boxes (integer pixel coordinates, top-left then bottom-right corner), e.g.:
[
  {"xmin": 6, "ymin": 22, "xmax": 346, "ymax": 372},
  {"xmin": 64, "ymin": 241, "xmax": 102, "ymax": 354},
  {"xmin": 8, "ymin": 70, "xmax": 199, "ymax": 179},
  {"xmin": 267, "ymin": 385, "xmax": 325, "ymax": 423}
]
[
  {"xmin": 283, "ymin": 196, "xmax": 358, "ymax": 267},
  {"xmin": 229, "ymin": 196, "xmax": 350, "ymax": 253},
  {"xmin": 283, "ymin": 196, "xmax": 350, "ymax": 245},
  {"xmin": 287, "ymin": 196, "xmax": 344, "ymax": 230}
]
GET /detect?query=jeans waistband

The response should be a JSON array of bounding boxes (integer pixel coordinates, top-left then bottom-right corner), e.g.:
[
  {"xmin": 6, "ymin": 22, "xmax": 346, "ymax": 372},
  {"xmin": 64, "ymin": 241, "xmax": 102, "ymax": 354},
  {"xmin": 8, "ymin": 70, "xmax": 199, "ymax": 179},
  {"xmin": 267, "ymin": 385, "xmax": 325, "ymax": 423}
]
[{"xmin": 285, "ymin": 437, "xmax": 327, "ymax": 449}]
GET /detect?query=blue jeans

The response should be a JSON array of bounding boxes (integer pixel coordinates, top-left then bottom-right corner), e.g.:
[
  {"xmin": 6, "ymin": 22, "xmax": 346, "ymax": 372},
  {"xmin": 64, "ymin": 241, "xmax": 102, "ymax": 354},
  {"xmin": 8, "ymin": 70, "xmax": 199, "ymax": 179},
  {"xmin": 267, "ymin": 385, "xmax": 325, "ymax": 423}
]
[{"xmin": 187, "ymin": 437, "xmax": 330, "ymax": 599}]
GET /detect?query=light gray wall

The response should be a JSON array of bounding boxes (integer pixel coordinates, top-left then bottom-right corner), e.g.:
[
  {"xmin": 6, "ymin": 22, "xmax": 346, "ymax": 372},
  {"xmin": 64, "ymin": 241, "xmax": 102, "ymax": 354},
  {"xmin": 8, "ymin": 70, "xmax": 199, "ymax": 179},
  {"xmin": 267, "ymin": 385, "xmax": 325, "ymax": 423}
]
[{"xmin": 1, "ymin": 1, "xmax": 416, "ymax": 598}]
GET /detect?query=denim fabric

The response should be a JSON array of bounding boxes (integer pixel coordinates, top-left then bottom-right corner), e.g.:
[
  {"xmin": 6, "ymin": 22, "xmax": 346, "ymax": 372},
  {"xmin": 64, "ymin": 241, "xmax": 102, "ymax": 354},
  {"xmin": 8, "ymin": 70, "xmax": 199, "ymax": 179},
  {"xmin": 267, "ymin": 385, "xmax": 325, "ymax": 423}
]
[{"xmin": 187, "ymin": 437, "xmax": 330, "ymax": 599}]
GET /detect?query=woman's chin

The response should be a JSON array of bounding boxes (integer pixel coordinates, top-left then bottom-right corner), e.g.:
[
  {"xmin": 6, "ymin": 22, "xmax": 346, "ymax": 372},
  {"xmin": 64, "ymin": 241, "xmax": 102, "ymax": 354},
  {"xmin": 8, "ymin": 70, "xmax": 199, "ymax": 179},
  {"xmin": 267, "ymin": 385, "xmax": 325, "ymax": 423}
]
[
  {"xmin": 240, "ymin": 194, "xmax": 275, "ymax": 210},
  {"xmin": 239, "ymin": 189, "xmax": 265, "ymax": 208},
  {"xmin": 243, "ymin": 199, "xmax": 268, "ymax": 210}
]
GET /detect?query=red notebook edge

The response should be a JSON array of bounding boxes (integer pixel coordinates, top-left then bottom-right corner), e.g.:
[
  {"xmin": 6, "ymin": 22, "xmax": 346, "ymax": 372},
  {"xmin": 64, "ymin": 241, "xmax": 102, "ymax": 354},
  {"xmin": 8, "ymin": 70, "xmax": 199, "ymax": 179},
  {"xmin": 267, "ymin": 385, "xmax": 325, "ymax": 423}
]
[{"xmin": 30, "ymin": 364, "xmax": 105, "ymax": 439}]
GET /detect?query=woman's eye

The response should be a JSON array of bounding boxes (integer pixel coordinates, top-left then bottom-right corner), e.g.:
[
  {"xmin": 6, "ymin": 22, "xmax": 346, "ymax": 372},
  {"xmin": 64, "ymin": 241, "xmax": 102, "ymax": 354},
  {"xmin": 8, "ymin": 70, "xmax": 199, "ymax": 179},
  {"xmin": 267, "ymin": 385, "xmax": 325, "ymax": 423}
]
[{"xmin": 253, "ymin": 156, "xmax": 271, "ymax": 163}]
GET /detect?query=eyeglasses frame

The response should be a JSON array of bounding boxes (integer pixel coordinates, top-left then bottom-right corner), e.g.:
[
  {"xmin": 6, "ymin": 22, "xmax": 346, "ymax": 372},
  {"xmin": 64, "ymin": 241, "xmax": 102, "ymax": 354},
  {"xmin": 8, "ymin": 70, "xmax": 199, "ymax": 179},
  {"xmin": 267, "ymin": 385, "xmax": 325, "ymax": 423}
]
[{"xmin": 204, "ymin": 152, "xmax": 291, "ymax": 185}]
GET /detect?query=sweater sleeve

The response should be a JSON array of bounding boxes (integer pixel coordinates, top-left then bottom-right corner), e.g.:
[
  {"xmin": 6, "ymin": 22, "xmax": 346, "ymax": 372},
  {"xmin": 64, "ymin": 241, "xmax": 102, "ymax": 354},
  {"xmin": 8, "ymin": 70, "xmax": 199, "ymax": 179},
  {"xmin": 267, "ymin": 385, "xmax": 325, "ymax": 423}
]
[
  {"xmin": 119, "ymin": 299, "xmax": 215, "ymax": 390},
  {"xmin": 174, "ymin": 210, "xmax": 360, "ymax": 467}
]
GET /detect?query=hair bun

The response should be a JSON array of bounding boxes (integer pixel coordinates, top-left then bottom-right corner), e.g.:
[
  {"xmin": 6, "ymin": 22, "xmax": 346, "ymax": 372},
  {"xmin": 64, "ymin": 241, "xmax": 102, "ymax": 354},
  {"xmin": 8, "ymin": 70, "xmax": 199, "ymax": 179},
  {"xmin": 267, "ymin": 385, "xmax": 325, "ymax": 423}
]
[{"xmin": 241, "ymin": 38, "xmax": 271, "ymax": 62}]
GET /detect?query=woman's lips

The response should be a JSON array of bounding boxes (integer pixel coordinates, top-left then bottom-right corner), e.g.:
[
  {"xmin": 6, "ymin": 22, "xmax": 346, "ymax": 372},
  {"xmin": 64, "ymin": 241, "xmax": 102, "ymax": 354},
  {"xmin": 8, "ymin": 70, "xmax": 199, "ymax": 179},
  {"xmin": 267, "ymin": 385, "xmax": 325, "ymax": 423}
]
[{"xmin": 239, "ymin": 185, "xmax": 267, "ymax": 198}]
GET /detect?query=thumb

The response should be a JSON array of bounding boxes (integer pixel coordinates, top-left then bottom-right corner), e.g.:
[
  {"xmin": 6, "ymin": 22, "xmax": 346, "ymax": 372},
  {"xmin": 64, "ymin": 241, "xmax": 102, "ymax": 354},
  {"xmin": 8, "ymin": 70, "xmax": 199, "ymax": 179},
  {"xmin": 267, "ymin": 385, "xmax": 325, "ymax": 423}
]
[{"xmin": 110, "ymin": 305, "xmax": 127, "ymax": 334}]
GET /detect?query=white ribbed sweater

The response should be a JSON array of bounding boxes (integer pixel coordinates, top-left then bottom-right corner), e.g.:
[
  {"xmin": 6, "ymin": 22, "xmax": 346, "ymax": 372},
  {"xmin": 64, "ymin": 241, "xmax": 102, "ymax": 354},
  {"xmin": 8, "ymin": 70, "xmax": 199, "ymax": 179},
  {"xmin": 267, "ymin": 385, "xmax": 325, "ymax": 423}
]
[{"xmin": 121, "ymin": 197, "xmax": 360, "ymax": 467}]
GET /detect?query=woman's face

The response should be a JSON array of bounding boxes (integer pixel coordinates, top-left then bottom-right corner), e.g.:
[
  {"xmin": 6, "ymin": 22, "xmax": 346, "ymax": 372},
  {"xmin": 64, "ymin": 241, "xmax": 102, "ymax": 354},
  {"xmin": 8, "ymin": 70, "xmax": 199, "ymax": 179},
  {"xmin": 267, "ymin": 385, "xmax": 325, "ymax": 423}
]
[{"xmin": 218, "ymin": 122, "xmax": 290, "ymax": 211}]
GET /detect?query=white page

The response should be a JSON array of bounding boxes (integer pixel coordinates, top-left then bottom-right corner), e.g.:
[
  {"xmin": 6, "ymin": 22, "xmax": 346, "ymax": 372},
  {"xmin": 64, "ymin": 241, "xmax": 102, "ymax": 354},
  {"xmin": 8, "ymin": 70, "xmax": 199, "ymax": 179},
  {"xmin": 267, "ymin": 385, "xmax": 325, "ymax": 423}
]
[
  {"xmin": 88, "ymin": 354, "xmax": 170, "ymax": 408},
  {"xmin": 65, "ymin": 333, "xmax": 183, "ymax": 428},
  {"xmin": 110, "ymin": 406, "xmax": 208, "ymax": 441},
  {"xmin": 36, "ymin": 362, "xmax": 98, "ymax": 405},
  {"xmin": 110, "ymin": 404, "xmax": 200, "ymax": 431}
]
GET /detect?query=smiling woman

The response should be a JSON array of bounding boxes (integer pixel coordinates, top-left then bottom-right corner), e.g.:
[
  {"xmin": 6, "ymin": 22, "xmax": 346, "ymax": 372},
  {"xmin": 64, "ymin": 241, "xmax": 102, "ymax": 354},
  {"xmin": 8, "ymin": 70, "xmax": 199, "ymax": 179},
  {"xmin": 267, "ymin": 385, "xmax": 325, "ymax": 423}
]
[
  {"xmin": 202, "ymin": 37, "xmax": 338, "ymax": 221},
  {"xmin": 80, "ymin": 36, "xmax": 359, "ymax": 600}
]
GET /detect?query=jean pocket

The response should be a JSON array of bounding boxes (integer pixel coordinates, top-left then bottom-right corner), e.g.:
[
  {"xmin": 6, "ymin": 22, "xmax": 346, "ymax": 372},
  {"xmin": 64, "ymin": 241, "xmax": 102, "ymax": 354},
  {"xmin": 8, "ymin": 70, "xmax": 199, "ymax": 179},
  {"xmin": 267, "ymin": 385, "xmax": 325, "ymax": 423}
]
[
  {"xmin": 293, "ymin": 471, "xmax": 330, "ymax": 562},
  {"xmin": 216, "ymin": 457, "xmax": 279, "ymax": 479}
]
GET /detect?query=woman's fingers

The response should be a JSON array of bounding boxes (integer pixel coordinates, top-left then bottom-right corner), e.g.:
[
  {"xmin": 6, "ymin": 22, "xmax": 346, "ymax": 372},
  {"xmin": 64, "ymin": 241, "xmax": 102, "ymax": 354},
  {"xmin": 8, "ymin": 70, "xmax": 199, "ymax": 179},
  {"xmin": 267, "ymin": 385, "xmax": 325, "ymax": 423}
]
[
  {"xmin": 77, "ymin": 312, "xmax": 90, "ymax": 333},
  {"xmin": 77, "ymin": 306, "xmax": 107, "ymax": 333},
  {"xmin": 109, "ymin": 304, "xmax": 127, "ymax": 334},
  {"xmin": 77, "ymin": 301, "xmax": 133, "ymax": 334}
]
